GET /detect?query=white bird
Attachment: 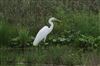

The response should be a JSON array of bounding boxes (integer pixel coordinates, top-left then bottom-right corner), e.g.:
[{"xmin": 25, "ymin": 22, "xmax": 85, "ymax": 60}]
[{"xmin": 33, "ymin": 17, "xmax": 60, "ymax": 46}]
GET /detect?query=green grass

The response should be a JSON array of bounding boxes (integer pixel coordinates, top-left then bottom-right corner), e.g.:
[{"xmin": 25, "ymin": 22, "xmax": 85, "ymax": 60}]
[
  {"xmin": 0, "ymin": 22, "xmax": 11, "ymax": 46},
  {"xmin": 0, "ymin": 45, "xmax": 100, "ymax": 66},
  {"xmin": 55, "ymin": 10, "xmax": 100, "ymax": 36},
  {"xmin": 0, "ymin": 11, "xmax": 100, "ymax": 49},
  {"xmin": 0, "ymin": 9, "xmax": 100, "ymax": 66}
]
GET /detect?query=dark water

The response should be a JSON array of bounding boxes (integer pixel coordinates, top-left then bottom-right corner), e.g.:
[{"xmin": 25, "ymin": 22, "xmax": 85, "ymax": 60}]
[{"xmin": 0, "ymin": 47, "xmax": 100, "ymax": 66}]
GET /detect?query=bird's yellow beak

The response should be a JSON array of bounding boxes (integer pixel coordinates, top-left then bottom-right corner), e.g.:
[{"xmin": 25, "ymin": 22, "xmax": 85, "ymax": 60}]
[{"xmin": 56, "ymin": 19, "xmax": 61, "ymax": 23}]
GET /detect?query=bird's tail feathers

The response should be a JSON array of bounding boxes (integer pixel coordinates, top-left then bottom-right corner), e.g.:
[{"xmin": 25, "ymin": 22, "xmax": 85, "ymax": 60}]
[{"xmin": 33, "ymin": 39, "xmax": 39, "ymax": 46}]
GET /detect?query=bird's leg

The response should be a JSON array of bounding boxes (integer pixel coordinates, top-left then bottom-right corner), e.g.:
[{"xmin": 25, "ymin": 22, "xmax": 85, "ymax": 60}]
[
  {"xmin": 43, "ymin": 36, "xmax": 49, "ymax": 49},
  {"xmin": 43, "ymin": 37, "xmax": 47, "ymax": 42}
]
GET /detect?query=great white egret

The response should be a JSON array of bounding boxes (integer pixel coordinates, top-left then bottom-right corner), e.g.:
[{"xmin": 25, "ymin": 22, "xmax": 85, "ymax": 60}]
[{"xmin": 33, "ymin": 17, "xmax": 60, "ymax": 46}]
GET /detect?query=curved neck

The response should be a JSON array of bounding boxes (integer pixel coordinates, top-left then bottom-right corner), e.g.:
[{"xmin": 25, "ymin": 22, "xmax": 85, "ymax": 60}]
[{"xmin": 48, "ymin": 19, "xmax": 54, "ymax": 30}]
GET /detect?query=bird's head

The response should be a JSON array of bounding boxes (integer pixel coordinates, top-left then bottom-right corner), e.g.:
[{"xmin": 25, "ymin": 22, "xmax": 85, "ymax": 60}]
[{"xmin": 49, "ymin": 17, "xmax": 61, "ymax": 23}]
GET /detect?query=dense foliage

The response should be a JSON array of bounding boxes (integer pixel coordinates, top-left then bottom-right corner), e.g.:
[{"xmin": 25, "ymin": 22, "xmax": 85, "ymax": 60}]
[
  {"xmin": 0, "ymin": 0, "xmax": 100, "ymax": 65},
  {"xmin": 0, "ymin": 12, "xmax": 100, "ymax": 51},
  {"xmin": 0, "ymin": 0, "xmax": 100, "ymax": 50}
]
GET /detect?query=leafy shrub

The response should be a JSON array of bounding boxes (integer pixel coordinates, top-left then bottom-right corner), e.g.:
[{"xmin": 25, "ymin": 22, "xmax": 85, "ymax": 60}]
[
  {"xmin": 46, "ymin": 29, "xmax": 100, "ymax": 51},
  {"xmin": 78, "ymin": 35, "xmax": 95, "ymax": 50},
  {"xmin": 95, "ymin": 36, "xmax": 100, "ymax": 50},
  {"xmin": 10, "ymin": 27, "xmax": 31, "ymax": 47}
]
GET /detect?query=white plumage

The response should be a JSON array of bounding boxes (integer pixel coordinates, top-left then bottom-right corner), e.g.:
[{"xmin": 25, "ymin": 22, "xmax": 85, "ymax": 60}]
[{"xmin": 33, "ymin": 17, "xmax": 60, "ymax": 46}]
